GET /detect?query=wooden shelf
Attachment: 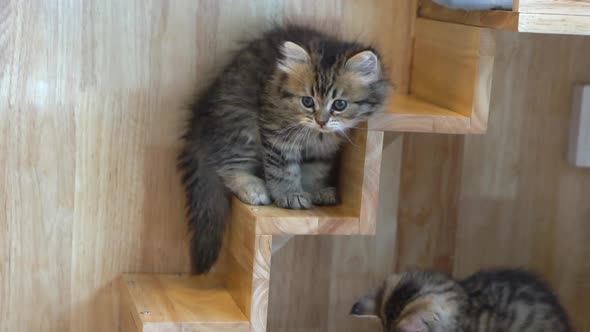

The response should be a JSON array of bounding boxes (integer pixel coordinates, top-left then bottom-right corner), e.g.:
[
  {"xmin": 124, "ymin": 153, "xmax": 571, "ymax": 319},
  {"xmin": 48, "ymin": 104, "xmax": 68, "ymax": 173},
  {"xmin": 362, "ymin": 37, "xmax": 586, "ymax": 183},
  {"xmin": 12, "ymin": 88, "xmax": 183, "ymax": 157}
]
[
  {"xmin": 119, "ymin": 274, "xmax": 249, "ymax": 332},
  {"xmin": 118, "ymin": 19, "xmax": 499, "ymax": 332},
  {"xmin": 229, "ymin": 127, "xmax": 383, "ymax": 236},
  {"xmin": 233, "ymin": 199, "xmax": 359, "ymax": 235},
  {"xmin": 369, "ymin": 94, "xmax": 471, "ymax": 133},
  {"xmin": 419, "ymin": 0, "xmax": 590, "ymax": 36},
  {"xmin": 119, "ymin": 128, "xmax": 383, "ymax": 332},
  {"xmin": 369, "ymin": 18, "xmax": 496, "ymax": 134}
]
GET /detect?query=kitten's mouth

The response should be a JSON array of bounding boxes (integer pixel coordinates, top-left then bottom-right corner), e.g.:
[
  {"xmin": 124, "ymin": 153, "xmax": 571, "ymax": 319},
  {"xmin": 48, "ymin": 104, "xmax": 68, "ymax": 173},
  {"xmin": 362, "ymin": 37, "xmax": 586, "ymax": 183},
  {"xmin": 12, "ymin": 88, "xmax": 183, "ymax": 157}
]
[
  {"xmin": 314, "ymin": 120, "xmax": 340, "ymax": 133},
  {"xmin": 314, "ymin": 125, "xmax": 335, "ymax": 133},
  {"xmin": 301, "ymin": 121, "xmax": 333, "ymax": 133}
]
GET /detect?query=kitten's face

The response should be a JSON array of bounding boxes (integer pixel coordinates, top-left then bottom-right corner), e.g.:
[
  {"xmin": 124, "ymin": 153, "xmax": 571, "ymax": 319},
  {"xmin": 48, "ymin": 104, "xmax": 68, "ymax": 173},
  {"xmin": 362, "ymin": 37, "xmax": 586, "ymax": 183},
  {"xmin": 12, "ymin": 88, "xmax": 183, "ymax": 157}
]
[
  {"xmin": 351, "ymin": 272, "xmax": 466, "ymax": 332},
  {"xmin": 272, "ymin": 41, "xmax": 391, "ymax": 134}
]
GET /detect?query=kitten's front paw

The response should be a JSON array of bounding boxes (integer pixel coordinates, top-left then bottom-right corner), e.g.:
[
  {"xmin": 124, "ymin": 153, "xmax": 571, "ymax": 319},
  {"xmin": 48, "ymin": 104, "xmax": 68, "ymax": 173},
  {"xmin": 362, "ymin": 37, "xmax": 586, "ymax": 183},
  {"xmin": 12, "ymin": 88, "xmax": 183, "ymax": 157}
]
[
  {"xmin": 275, "ymin": 192, "xmax": 313, "ymax": 209},
  {"xmin": 312, "ymin": 187, "xmax": 339, "ymax": 206},
  {"xmin": 236, "ymin": 183, "xmax": 272, "ymax": 206}
]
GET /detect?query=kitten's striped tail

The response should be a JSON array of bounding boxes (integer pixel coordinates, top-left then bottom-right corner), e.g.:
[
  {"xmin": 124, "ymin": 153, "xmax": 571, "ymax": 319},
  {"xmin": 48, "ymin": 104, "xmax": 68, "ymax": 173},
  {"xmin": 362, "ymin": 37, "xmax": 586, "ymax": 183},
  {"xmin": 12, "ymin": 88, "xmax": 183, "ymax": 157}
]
[{"xmin": 178, "ymin": 148, "xmax": 230, "ymax": 274}]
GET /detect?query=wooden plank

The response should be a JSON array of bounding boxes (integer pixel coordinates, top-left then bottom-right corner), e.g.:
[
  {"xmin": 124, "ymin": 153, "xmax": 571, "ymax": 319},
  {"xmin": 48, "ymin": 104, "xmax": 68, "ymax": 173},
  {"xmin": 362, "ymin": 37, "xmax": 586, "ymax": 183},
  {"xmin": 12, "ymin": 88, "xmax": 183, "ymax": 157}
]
[
  {"xmin": 231, "ymin": 128, "xmax": 382, "ymax": 236},
  {"xmin": 250, "ymin": 235, "xmax": 272, "ymax": 332},
  {"xmin": 266, "ymin": 0, "xmax": 410, "ymax": 330},
  {"xmin": 419, "ymin": 0, "xmax": 519, "ymax": 31},
  {"xmin": 267, "ymin": 237, "xmax": 334, "ymax": 331},
  {"xmin": 71, "ymin": 1, "xmax": 196, "ymax": 330},
  {"xmin": 420, "ymin": 0, "xmax": 590, "ymax": 36},
  {"xmin": 358, "ymin": 131, "xmax": 384, "ymax": 234},
  {"xmin": 518, "ymin": 0, "xmax": 590, "ymax": 15},
  {"xmin": 398, "ymin": 31, "xmax": 590, "ymax": 332},
  {"xmin": 222, "ymin": 203, "xmax": 257, "ymax": 321},
  {"xmin": 0, "ymin": 2, "xmax": 77, "ymax": 331},
  {"xmin": 235, "ymin": 197, "xmax": 359, "ymax": 235},
  {"xmin": 0, "ymin": 0, "xmax": 402, "ymax": 332},
  {"xmin": 371, "ymin": 19, "xmax": 496, "ymax": 134},
  {"xmin": 337, "ymin": 128, "xmax": 367, "ymax": 227},
  {"xmin": 326, "ymin": 132, "xmax": 404, "ymax": 331},
  {"xmin": 338, "ymin": 128, "xmax": 383, "ymax": 234},
  {"xmin": 120, "ymin": 276, "xmax": 143, "ymax": 332},
  {"xmin": 221, "ymin": 201, "xmax": 273, "ymax": 332},
  {"xmin": 368, "ymin": 94, "xmax": 473, "ymax": 133},
  {"xmin": 412, "ymin": 18, "xmax": 495, "ymax": 121},
  {"xmin": 119, "ymin": 274, "xmax": 249, "ymax": 332},
  {"xmin": 396, "ymin": 134, "xmax": 464, "ymax": 273},
  {"xmin": 385, "ymin": 94, "xmax": 467, "ymax": 116},
  {"xmin": 518, "ymin": 13, "xmax": 590, "ymax": 35},
  {"xmin": 267, "ymin": 134, "xmax": 404, "ymax": 332},
  {"xmin": 120, "ymin": 307, "xmax": 139, "ymax": 332},
  {"xmin": 469, "ymin": 28, "xmax": 496, "ymax": 133},
  {"xmin": 453, "ymin": 31, "xmax": 590, "ymax": 332}
]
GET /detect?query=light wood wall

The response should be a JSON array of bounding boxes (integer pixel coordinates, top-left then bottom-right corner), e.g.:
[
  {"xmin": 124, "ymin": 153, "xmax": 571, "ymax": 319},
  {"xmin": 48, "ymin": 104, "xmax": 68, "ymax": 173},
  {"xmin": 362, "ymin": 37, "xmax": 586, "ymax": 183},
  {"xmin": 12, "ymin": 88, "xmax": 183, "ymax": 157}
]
[
  {"xmin": 0, "ymin": 1, "xmax": 406, "ymax": 332},
  {"xmin": 398, "ymin": 31, "xmax": 590, "ymax": 331}
]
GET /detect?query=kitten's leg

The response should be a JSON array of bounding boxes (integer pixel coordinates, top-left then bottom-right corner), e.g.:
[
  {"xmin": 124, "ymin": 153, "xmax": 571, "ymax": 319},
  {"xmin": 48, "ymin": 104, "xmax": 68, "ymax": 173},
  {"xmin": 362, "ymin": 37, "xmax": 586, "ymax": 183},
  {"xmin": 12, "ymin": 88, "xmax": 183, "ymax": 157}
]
[
  {"xmin": 215, "ymin": 129, "xmax": 271, "ymax": 206},
  {"xmin": 264, "ymin": 151, "xmax": 312, "ymax": 209},
  {"xmin": 302, "ymin": 160, "xmax": 339, "ymax": 206},
  {"xmin": 222, "ymin": 171, "xmax": 272, "ymax": 206}
]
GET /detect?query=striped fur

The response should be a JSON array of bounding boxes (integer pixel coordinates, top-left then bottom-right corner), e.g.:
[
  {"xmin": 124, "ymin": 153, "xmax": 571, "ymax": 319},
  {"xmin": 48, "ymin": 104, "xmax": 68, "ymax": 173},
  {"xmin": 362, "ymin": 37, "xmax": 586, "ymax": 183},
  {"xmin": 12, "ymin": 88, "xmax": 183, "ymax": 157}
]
[
  {"xmin": 179, "ymin": 25, "xmax": 392, "ymax": 274},
  {"xmin": 352, "ymin": 269, "xmax": 571, "ymax": 332}
]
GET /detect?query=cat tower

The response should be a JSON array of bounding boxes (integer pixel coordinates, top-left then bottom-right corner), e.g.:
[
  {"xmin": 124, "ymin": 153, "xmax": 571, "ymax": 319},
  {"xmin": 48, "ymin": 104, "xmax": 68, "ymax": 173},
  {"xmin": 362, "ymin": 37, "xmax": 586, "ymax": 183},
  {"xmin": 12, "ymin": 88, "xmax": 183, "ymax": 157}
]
[
  {"xmin": 119, "ymin": 0, "xmax": 590, "ymax": 326},
  {"xmin": 117, "ymin": 17, "xmax": 494, "ymax": 332},
  {"xmin": 118, "ymin": 16, "xmax": 496, "ymax": 332},
  {"xmin": 119, "ymin": 1, "xmax": 590, "ymax": 329}
]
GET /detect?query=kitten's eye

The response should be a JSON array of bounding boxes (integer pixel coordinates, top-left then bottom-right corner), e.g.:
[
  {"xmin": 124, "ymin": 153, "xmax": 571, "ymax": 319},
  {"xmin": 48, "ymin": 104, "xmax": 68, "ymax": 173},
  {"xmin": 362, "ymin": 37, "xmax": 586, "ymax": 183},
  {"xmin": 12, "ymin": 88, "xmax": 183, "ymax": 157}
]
[
  {"xmin": 301, "ymin": 96, "xmax": 315, "ymax": 108},
  {"xmin": 332, "ymin": 99, "xmax": 348, "ymax": 111}
]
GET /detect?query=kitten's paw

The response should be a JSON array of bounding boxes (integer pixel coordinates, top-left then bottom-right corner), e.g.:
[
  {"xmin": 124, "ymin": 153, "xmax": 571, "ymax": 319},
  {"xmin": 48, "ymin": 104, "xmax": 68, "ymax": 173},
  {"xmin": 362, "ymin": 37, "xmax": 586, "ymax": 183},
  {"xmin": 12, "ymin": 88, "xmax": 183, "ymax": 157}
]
[
  {"xmin": 275, "ymin": 192, "xmax": 313, "ymax": 209},
  {"xmin": 236, "ymin": 183, "xmax": 272, "ymax": 206},
  {"xmin": 312, "ymin": 187, "xmax": 339, "ymax": 206}
]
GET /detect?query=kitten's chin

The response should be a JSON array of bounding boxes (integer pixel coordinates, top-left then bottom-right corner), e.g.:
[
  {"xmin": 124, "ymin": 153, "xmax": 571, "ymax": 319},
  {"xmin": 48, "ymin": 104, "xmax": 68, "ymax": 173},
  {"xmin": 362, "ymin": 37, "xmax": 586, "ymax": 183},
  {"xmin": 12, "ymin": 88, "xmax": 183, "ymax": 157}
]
[
  {"xmin": 318, "ymin": 127, "xmax": 335, "ymax": 134},
  {"xmin": 316, "ymin": 125, "xmax": 343, "ymax": 134}
]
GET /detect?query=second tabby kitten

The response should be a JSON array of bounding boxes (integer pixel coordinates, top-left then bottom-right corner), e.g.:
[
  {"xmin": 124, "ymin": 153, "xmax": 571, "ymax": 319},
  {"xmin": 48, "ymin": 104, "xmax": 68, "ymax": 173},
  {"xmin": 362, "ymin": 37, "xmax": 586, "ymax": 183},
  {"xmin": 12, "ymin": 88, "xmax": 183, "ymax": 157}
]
[
  {"xmin": 179, "ymin": 25, "xmax": 392, "ymax": 274},
  {"xmin": 352, "ymin": 269, "xmax": 571, "ymax": 332}
]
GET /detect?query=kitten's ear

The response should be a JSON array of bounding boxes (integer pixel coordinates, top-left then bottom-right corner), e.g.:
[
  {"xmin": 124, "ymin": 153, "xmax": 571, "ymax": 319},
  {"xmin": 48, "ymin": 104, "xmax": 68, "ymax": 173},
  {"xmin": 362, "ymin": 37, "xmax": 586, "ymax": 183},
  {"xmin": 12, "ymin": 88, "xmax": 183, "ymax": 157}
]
[
  {"xmin": 394, "ymin": 313, "xmax": 429, "ymax": 332},
  {"xmin": 350, "ymin": 288, "xmax": 380, "ymax": 318},
  {"xmin": 278, "ymin": 41, "xmax": 310, "ymax": 73},
  {"xmin": 345, "ymin": 50, "xmax": 381, "ymax": 84},
  {"xmin": 394, "ymin": 298, "xmax": 448, "ymax": 332}
]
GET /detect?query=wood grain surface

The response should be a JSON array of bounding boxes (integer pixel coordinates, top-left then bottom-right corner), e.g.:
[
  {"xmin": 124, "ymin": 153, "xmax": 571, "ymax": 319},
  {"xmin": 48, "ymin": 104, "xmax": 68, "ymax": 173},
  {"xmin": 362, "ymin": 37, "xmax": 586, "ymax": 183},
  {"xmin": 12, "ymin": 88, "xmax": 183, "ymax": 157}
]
[
  {"xmin": 0, "ymin": 1, "xmax": 405, "ymax": 331},
  {"xmin": 420, "ymin": 0, "xmax": 590, "ymax": 36},
  {"xmin": 398, "ymin": 30, "xmax": 590, "ymax": 332},
  {"xmin": 119, "ymin": 274, "xmax": 249, "ymax": 332}
]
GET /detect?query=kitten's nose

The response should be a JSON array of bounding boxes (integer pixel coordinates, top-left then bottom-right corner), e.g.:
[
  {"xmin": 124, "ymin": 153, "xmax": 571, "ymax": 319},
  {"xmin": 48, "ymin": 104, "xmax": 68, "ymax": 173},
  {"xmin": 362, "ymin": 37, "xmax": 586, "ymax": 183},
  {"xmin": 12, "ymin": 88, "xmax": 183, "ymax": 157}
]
[{"xmin": 315, "ymin": 119, "xmax": 328, "ymax": 127}]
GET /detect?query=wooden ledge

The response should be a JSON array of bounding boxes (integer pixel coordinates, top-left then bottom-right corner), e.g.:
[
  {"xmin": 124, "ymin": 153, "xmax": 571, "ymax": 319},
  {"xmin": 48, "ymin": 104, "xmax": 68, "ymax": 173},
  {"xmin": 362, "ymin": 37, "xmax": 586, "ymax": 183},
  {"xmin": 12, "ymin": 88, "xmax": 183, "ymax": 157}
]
[
  {"xmin": 228, "ymin": 127, "xmax": 383, "ymax": 236},
  {"xmin": 369, "ymin": 19, "xmax": 495, "ymax": 134},
  {"xmin": 119, "ymin": 274, "xmax": 249, "ymax": 332},
  {"xmin": 419, "ymin": 0, "xmax": 590, "ymax": 36},
  {"xmin": 233, "ymin": 198, "xmax": 359, "ymax": 235},
  {"xmin": 369, "ymin": 94, "xmax": 471, "ymax": 133}
]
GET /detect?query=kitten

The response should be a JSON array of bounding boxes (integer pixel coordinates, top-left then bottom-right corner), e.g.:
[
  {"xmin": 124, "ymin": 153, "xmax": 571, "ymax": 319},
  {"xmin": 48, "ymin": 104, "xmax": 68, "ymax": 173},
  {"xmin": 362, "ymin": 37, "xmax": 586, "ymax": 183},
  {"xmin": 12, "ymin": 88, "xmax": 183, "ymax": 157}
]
[
  {"xmin": 178, "ymin": 25, "xmax": 392, "ymax": 274},
  {"xmin": 351, "ymin": 269, "xmax": 571, "ymax": 332}
]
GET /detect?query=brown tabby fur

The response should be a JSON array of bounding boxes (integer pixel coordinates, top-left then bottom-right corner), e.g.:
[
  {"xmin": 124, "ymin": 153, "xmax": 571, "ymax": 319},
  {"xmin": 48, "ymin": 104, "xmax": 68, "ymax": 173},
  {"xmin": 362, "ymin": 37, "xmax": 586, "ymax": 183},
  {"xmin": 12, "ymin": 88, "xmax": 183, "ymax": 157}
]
[{"xmin": 352, "ymin": 269, "xmax": 571, "ymax": 332}]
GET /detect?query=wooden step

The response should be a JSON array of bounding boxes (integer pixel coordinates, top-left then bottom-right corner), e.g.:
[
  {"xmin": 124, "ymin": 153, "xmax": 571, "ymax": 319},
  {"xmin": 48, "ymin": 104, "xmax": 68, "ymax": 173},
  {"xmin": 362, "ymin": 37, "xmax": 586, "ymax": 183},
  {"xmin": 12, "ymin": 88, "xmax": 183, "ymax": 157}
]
[
  {"xmin": 369, "ymin": 94, "xmax": 471, "ymax": 133},
  {"xmin": 420, "ymin": 0, "xmax": 590, "ymax": 36},
  {"xmin": 369, "ymin": 18, "xmax": 496, "ymax": 134},
  {"xmin": 118, "ymin": 128, "xmax": 384, "ymax": 332},
  {"xmin": 118, "ymin": 19, "xmax": 496, "ymax": 330},
  {"xmin": 232, "ymin": 128, "xmax": 383, "ymax": 236},
  {"xmin": 216, "ymin": 128, "xmax": 383, "ymax": 332},
  {"xmin": 119, "ymin": 274, "xmax": 249, "ymax": 332}
]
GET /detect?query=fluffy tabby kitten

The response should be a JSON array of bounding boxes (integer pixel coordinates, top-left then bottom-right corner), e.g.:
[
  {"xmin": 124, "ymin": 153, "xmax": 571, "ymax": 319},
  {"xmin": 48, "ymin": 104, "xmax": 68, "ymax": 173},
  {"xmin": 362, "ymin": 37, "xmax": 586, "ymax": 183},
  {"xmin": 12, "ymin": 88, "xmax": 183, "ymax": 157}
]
[
  {"xmin": 351, "ymin": 269, "xmax": 571, "ymax": 332},
  {"xmin": 178, "ymin": 25, "xmax": 392, "ymax": 274}
]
